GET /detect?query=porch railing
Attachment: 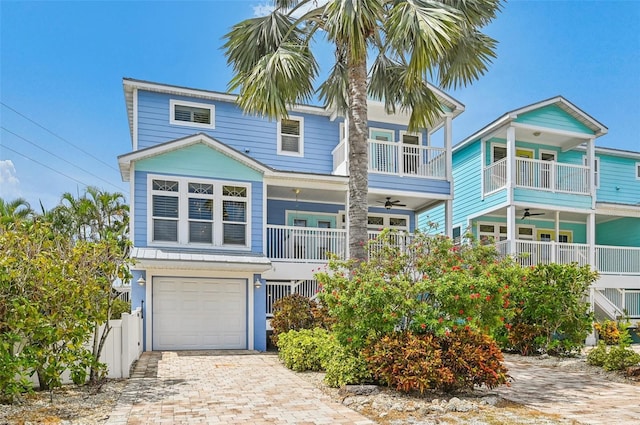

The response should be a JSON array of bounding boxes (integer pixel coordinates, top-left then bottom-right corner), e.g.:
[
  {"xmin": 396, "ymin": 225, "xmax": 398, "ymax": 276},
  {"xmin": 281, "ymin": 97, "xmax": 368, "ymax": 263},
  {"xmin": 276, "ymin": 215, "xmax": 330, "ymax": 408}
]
[
  {"xmin": 595, "ymin": 245, "xmax": 640, "ymax": 275},
  {"xmin": 483, "ymin": 158, "xmax": 507, "ymax": 194},
  {"xmin": 496, "ymin": 240, "xmax": 640, "ymax": 275},
  {"xmin": 483, "ymin": 159, "xmax": 590, "ymax": 196},
  {"xmin": 369, "ymin": 139, "xmax": 446, "ymax": 178},
  {"xmin": 266, "ymin": 225, "xmax": 346, "ymax": 262},
  {"xmin": 266, "ymin": 279, "xmax": 321, "ymax": 316}
]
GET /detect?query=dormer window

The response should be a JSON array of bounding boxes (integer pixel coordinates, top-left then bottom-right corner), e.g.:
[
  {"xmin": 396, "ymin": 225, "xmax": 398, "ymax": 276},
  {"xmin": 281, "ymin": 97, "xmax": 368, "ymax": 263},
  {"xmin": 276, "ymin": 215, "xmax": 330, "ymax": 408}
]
[
  {"xmin": 170, "ymin": 99, "xmax": 215, "ymax": 129},
  {"xmin": 278, "ymin": 117, "xmax": 304, "ymax": 156}
]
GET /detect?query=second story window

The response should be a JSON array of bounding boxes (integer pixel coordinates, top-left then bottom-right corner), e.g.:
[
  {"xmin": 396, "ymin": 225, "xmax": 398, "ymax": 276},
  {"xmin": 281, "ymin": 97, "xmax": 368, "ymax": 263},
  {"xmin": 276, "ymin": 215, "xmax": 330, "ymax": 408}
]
[
  {"xmin": 170, "ymin": 99, "xmax": 215, "ymax": 129},
  {"xmin": 278, "ymin": 117, "xmax": 304, "ymax": 156}
]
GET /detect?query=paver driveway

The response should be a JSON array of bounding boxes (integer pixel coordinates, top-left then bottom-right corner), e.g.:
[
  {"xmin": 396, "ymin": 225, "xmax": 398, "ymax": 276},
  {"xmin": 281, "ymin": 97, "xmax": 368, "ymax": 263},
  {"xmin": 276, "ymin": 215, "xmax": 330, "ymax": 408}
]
[{"xmin": 106, "ymin": 351, "xmax": 374, "ymax": 425}]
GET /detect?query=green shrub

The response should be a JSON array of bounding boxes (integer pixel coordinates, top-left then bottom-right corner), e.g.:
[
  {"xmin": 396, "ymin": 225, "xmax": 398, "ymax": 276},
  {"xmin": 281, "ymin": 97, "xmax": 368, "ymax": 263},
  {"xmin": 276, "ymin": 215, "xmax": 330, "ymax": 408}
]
[
  {"xmin": 603, "ymin": 345, "xmax": 640, "ymax": 371},
  {"xmin": 322, "ymin": 342, "xmax": 371, "ymax": 388},
  {"xmin": 270, "ymin": 294, "xmax": 316, "ymax": 347},
  {"xmin": 110, "ymin": 298, "xmax": 131, "ymax": 319},
  {"xmin": 277, "ymin": 328, "xmax": 331, "ymax": 372},
  {"xmin": 586, "ymin": 341, "xmax": 608, "ymax": 367},
  {"xmin": 503, "ymin": 263, "xmax": 596, "ymax": 356},
  {"xmin": 506, "ymin": 323, "xmax": 543, "ymax": 356}
]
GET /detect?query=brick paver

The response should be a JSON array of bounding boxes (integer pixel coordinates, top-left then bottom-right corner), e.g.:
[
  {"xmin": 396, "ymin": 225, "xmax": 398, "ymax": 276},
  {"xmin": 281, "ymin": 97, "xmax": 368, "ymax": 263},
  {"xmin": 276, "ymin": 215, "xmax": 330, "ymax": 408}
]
[
  {"xmin": 497, "ymin": 357, "xmax": 640, "ymax": 425},
  {"xmin": 107, "ymin": 351, "xmax": 373, "ymax": 425}
]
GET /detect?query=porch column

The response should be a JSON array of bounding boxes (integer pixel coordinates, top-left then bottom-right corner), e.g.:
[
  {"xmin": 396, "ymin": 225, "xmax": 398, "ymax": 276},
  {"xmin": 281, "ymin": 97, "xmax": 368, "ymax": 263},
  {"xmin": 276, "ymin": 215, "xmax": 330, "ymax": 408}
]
[
  {"xmin": 506, "ymin": 126, "xmax": 516, "ymax": 204},
  {"xmin": 554, "ymin": 210, "xmax": 560, "ymax": 263},
  {"xmin": 587, "ymin": 212, "xmax": 596, "ymax": 269},
  {"xmin": 507, "ymin": 205, "xmax": 516, "ymax": 255},
  {"xmin": 587, "ymin": 137, "xmax": 596, "ymax": 208},
  {"xmin": 344, "ymin": 190, "xmax": 350, "ymax": 259},
  {"xmin": 444, "ymin": 114, "xmax": 453, "ymax": 183},
  {"xmin": 444, "ymin": 200, "xmax": 453, "ymax": 238}
]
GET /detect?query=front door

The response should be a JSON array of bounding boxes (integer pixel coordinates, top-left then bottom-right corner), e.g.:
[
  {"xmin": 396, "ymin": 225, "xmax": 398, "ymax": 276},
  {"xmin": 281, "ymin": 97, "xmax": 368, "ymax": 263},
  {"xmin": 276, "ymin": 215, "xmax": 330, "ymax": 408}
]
[
  {"xmin": 402, "ymin": 133, "xmax": 420, "ymax": 175},
  {"xmin": 540, "ymin": 152, "xmax": 556, "ymax": 189},
  {"xmin": 370, "ymin": 129, "xmax": 394, "ymax": 172}
]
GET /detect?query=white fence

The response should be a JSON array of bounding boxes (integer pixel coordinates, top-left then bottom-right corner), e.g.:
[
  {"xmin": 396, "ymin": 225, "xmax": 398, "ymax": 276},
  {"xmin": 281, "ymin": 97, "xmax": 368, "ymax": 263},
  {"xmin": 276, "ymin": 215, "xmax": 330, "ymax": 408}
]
[
  {"xmin": 266, "ymin": 280, "xmax": 321, "ymax": 316},
  {"xmin": 596, "ymin": 245, "xmax": 640, "ymax": 275},
  {"xmin": 598, "ymin": 288, "xmax": 640, "ymax": 318},
  {"xmin": 483, "ymin": 158, "xmax": 507, "ymax": 194},
  {"xmin": 26, "ymin": 308, "xmax": 143, "ymax": 386}
]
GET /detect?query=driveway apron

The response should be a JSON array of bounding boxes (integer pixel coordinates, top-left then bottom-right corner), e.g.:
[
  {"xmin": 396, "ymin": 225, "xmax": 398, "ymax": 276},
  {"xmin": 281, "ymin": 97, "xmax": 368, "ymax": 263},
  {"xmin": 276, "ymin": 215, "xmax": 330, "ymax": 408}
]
[{"xmin": 106, "ymin": 351, "xmax": 374, "ymax": 425}]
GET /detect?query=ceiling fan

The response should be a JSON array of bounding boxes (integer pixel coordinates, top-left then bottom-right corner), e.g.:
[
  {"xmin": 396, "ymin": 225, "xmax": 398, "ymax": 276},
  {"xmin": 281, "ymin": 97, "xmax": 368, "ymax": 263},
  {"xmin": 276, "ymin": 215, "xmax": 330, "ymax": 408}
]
[
  {"xmin": 378, "ymin": 197, "xmax": 406, "ymax": 210},
  {"xmin": 521, "ymin": 208, "xmax": 545, "ymax": 220}
]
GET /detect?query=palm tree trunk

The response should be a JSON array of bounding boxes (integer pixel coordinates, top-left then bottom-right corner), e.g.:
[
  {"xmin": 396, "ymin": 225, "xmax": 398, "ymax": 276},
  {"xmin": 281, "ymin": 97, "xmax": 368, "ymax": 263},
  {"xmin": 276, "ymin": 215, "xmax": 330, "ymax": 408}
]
[{"xmin": 347, "ymin": 53, "xmax": 369, "ymax": 262}]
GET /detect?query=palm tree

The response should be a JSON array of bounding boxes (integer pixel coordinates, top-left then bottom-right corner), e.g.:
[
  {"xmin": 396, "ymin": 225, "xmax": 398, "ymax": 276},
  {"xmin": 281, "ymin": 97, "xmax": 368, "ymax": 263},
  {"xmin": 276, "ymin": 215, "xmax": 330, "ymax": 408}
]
[
  {"xmin": 0, "ymin": 197, "xmax": 34, "ymax": 226},
  {"xmin": 224, "ymin": 0, "xmax": 501, "ymax": 261}
]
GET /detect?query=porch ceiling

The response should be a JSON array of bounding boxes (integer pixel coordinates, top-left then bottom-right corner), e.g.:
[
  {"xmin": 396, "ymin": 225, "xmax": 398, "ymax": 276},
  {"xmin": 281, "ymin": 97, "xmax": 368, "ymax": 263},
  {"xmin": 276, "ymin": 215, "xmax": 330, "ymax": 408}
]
[{"xmin": 490, "ymin": 126, "xmax": 588, "ymax": 151}]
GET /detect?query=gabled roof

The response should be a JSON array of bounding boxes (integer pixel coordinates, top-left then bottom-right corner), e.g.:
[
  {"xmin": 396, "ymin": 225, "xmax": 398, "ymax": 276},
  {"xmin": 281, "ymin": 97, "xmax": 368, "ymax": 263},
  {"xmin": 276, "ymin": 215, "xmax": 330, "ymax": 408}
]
[
  {"xmin": 453, "ymin": 96, "xmax": 608, "ymax": 152},
  {"xmin": 117, "ymin": 133, "xmax": 272, "ymax": 181}
]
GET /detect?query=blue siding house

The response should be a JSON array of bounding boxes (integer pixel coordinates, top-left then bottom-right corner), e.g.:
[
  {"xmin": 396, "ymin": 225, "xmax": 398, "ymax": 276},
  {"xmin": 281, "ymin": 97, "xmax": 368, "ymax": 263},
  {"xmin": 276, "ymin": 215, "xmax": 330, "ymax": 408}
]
[
  {"xmin": 118, "ymin": 78, "xmax": 463, "ymax": 352},
  {"xmin": 421, "ymin": 97, "xmax": 640, "ymax": 320}
]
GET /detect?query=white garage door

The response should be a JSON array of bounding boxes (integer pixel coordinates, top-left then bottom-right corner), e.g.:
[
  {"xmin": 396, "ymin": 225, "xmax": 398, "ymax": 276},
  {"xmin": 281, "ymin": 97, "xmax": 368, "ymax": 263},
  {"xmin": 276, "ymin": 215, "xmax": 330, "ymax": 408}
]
[{"xmin": 152, "ymin": 277, "xmax": 247, "ymax": 350}]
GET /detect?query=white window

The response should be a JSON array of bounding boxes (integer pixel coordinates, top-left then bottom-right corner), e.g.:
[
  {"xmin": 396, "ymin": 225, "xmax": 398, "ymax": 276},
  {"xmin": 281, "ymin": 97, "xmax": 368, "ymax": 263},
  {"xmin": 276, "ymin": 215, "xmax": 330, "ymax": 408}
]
[
  {"xmin": 478, "ymin": 223, "xmax": 507, "ymax": 245},
  {"xmin": 491, "ymin": 144, "xmax": 507, "ymax": 163},
  {"xmin": 367, "ymin": 214, "xmax": 409, "ymax": 231},
  {"xmin": 636, "ymin": 162, "xmax": 640, "ymax": 180},
  {"xmin": 452, "ymin": 226, "xmax": 462, "ymax": 245},
  {"xmin": 278, "ymin": 116, "xmax": 304, "ymax": 156},
  {"xmin": 583, "ymin": 155, "xmax": 600, "ymax": 188},
  {"xmin": 149, "ymin": 175, "xmax": 249, "ymax": 248},
  {"xmin": 170, "ymin": 99, "xmax": 215, "ymax": 129}
]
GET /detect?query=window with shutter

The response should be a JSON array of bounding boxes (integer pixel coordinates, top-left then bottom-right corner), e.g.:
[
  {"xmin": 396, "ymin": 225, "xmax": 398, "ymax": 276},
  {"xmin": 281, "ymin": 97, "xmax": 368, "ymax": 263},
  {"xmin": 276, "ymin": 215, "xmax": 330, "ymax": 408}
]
[
  {"xmin": 170, "ymin": 99, "xmax": 215, "ymax": 129},
  {"xmin": 278, "ymin": 117, "xmax": 304, "ymax": 156}
]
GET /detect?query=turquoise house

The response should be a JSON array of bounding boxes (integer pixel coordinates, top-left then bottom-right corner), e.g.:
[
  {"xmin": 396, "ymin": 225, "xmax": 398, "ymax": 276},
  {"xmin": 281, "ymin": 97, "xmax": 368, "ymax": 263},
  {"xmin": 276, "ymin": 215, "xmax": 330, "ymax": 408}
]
[
  {"xmin": 421, "ymin": 97, "xmax": 640, "ymax": 319},
  {"xmin": 117, "ymin": 78, "xmax": 463, "ymax": 351}
]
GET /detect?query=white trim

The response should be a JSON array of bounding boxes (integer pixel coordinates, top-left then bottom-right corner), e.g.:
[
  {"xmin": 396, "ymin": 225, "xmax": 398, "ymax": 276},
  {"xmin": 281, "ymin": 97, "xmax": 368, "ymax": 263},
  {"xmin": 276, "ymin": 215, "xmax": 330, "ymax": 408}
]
[
  {"xmin": 146, "ymin": 174, "xmax": 252, "ymax": 249},
  {"xmin": 284, "ymin": 210, "xmax": 339, "ymax": 227},
  {"xmin": 129, "ymin": 164, "xmax": 135, "ymax": 244},
  {"xmin": 366, "ymin": 212, "xmax": 410, "ymax": 231},
  {"xmin": 539, "ymin": 149, "xmax": 557, "ymax": 161},
  {"xmin": 515, "ymin": 147, "xmax": 535, "ymax": 159},
  {"xmin": 277, "ymin": 116, "xmax": 304, "ymax": 157},
  {"xmin": 262, "ymin": 181, "xmax": 267, "ymax": 256},
  {"xmin": 490, "ymin": 141, "xmax": 507, "ymax": 163},
  {"xmin": 169, "ymin": 99, "xmax": 215, "ymax": 130},
  {"xmin": 132, "ymin": 88, "xmax": 139, "ymax": 150},
  {"xmin": 636, "ymin": 162, "xmax": 640, "ymax": 180}
]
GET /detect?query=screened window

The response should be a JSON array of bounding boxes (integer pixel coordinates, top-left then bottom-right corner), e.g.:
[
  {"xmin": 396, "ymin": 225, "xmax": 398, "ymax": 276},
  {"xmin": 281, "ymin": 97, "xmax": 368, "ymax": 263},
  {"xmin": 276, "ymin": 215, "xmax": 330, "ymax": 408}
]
[
  {"xmin": 170, "ymin": 100, "xmax": 215, "ymax": 129},
  {"xmin": 452, "ymin": 226, "xmax": 462, "ymax": 245},
  {"xmin": 636, "ymin": 163, "xmax": 640, "ymax": 180},
  {"xmin": 278, "ymin": 117, "xmax": 304, "ymax": 156},
  {"xmin": 148, "ymin": 176, "xmax": 249, "ymax": 247},
  {"xmin": 492, "ymin": 145, "xmax": 507, "ymax": 162}
]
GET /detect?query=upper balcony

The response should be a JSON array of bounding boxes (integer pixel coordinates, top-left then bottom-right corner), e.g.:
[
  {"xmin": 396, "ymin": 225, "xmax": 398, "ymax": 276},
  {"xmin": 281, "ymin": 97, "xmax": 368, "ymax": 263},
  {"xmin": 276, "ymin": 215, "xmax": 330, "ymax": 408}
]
[
  {"xmin": 332, "ymin": 138, "xmax": 447, "ymax": 179},
  {"xmin": 484, "ymin": 157, "xmax": 590, "ymax": 196}
]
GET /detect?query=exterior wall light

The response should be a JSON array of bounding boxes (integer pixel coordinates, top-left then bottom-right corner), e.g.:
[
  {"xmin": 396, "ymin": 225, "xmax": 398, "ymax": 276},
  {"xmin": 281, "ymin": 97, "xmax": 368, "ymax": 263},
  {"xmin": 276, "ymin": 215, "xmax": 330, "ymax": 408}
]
[
  {"xmin": 254, "ymin": 278, "xmax": 262, "ymax": 289},
  {"xmin": 137, "ymin": 276, "xmax": 146, "ymax": 286}
]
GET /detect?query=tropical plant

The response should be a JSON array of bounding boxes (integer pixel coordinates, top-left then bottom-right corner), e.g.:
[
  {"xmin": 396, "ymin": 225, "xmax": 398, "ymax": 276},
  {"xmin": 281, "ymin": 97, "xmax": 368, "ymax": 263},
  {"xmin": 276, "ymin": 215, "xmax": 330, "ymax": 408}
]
[
  {"xmin": 223, "ymin": 0, "xmax": 501, "ymax": 261},
  {"xmin": 0, "ymin": 197, "xmax": 34, "ymax": 226}
]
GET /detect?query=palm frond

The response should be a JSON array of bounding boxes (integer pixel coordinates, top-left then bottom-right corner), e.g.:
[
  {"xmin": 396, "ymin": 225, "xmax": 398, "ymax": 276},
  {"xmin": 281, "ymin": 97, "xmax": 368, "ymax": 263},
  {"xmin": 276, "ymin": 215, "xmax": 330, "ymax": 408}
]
[
  {"xmin": 437, "ymin": 28, "xmax": 498, "ymax": 90},
  {"xmin": 441, "ymin": 0, "xmax": 503, "ymax": 27},
  {"xmin": 233, "ymin": 42, "xmax": 319, "ymax": 118},
  {"xmin": 317, "ymin": 43, "xmax": 349, "ymax": 112}
]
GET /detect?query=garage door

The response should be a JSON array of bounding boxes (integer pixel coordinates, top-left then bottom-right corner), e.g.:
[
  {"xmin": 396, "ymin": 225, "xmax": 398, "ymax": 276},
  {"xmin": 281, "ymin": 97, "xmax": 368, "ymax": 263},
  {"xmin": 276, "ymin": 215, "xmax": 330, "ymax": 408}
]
[{"xmin": 152, "ymin": 277, "xmax": 247, "ymax": 350}]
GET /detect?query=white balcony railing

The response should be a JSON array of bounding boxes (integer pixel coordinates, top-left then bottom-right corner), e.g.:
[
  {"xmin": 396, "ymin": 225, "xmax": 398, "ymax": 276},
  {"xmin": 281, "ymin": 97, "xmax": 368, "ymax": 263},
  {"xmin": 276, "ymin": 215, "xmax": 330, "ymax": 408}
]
[
  {"xmin": 496, "ymin": 240, "xmax": 640, "ymax": 275},
  {"xmin": 266, "ymin": 225, "xmax": 346, "ymax": 262},
  {"xmin": 597, "ymin": 288, "xmax": 640, "ymax": 318},
  {"xmin": 266, "ymin": 225, "xmax": 414, "ymax": 261},
  {"xmin": 596, "ymin": 245, "xmax": 640, "ymax": 275},
  {"xmin": 332, "ymin": 139, "xmax": 446, "ymax": 179},
  {"xmin": 483, "ymin": 158, "xmax": 507, "ymax": 194},
  {"xmin": 483, "ymin": 159, "xmax": 590, "ymax": 196}
]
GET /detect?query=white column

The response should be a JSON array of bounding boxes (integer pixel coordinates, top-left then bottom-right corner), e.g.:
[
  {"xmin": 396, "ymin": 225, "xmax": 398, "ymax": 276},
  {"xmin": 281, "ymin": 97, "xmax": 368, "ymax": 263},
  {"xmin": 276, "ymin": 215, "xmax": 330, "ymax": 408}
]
[
  {"xmin": 587, "ymin": 137, "xmax": 596, "ymax": 208},
  {"xmin": 344, "ymin": 189, "xmax": 350, "ymax": 259},
  {"xmin": 480, "ymin": 137, "xmax": 486, "ymax": 199},
  {"xmin": 444, "ymin": 114, "xmax": 453, "ymax": 183},
  {"xmin": 506, "ymin": 126, "xmax": 516, "ymax": 204},
  {"xmin": 444, "ymin": 200, "xmax": 453, "ymax": 238},
  {"xmin": 554, "ymin": 211, "xmax": 560, "ymax": 241},
  {"xmin": 587, "ymin": 212, "xmax": 596, "ymax": 268},
  {"xmin": 507, "ymin": 205, "xmax": 516, "ymax": 254}
]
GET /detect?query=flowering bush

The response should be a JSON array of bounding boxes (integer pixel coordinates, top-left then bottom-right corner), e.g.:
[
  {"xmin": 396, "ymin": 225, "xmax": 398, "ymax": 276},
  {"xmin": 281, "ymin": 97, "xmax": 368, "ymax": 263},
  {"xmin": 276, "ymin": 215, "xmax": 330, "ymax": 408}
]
[{"xmin": 316, "ymin": 230, "xmax": 522, "ymax": 350}]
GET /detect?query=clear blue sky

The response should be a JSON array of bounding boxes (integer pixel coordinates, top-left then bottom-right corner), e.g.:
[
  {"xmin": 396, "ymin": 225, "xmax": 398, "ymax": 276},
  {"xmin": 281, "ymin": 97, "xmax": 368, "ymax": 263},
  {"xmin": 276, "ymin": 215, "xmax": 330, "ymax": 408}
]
[{"xmin": 1, "ymin": 1, "xmax": 639, "ymax": 211}]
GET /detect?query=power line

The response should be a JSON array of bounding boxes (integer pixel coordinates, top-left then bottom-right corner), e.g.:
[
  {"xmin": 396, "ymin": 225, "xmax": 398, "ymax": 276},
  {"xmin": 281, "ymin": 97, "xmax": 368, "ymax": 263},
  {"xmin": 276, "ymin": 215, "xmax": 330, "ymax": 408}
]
[
  {"xmin": 0, "ymin": 102, "xmax": 120, "ymax": 172},
  {"xmin": 2, "ymin": 126, "xmax": 124, "ymax": 191},
  {"xmin": 1, "ymin": 144, "xmax": 93, "ymax": 188}
]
